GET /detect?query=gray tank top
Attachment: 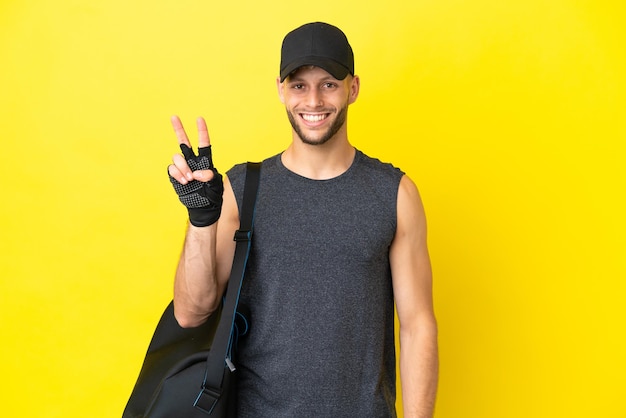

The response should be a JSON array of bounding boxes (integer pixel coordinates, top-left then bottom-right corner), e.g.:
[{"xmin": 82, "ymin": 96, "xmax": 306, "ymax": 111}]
[{"xmin": 227, "ymin": 150, "xmax": 404, "ymax": 417}]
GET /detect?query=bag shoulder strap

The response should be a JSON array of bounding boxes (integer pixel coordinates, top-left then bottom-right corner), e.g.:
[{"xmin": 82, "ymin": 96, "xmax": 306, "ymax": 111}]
[
  {"xmin": 237, "ymin": 162, "xmax": 262, "ymax": 240},
  {"xmin": 197, "ymin": 162, "xmax": 261, "ymax": 405}
]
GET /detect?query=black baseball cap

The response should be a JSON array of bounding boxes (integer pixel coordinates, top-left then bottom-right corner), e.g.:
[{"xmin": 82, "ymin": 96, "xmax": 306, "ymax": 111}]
[{"xmin": 279, "ymin": 22, "xmax": 354, "ymax": 82}]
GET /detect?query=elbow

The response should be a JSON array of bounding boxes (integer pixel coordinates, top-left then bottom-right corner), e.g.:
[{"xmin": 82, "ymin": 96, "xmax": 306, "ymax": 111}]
[
  {"xmin": 173, "ymin": 297, "xmax": 218, "ymax": 329},
  {"xmin": 174, "ymin": 307, "xmax": 217, "ymax": 328},
  {"xmin": 174, "ymin": 312, "xmax": 207, "ymax": 329},
  {"xmin": 400, "ymin": 313, "xmax": 438, "ymax": 340}
]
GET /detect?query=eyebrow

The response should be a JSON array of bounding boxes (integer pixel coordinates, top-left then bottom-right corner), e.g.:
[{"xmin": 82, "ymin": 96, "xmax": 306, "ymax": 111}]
[{"xmin": 287, "ymin": 76, "xmax": 338, "ymax": 83}]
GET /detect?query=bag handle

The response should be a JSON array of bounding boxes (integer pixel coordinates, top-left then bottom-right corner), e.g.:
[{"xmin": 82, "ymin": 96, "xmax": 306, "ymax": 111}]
[{"xmin": 194, "ymin": 161, "xmax": 262, "ymax": 413}]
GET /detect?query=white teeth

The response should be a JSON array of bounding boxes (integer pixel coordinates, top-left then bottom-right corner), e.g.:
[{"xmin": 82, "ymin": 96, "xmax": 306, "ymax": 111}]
[{"xmin": 302, "ymin": 114, "xmax": 327, "ymax": 122}]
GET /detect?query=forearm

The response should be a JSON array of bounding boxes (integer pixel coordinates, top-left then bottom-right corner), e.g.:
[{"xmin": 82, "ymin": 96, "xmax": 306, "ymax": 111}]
[
  {"xmin": 399, "ymin": 320, "xmax": 439, "ymax": 418},
  {"xmin": 173, "ymin": 222, "xmax": 220, "ymax": 328},
  {"xmin": 166, "ymin": 116, "xmax": 231, "ymax": 328}
]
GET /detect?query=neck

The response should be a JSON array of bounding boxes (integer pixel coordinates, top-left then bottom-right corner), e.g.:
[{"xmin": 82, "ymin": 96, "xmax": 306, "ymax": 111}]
[{"xmin": 282, "ymin": 132, "xmax": 356, "ymax": 180}]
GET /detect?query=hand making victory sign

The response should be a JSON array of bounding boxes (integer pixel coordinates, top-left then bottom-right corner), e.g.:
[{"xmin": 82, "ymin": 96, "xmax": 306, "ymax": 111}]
[{"xmin": 167, "ymin": 115, "xmax": 224, "ymax": 227}]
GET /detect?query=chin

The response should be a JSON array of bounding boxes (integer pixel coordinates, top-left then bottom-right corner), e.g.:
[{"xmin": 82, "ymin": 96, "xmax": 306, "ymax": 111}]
[{"xmin": 297, "ymin": 131, "xmax": 334, "ymax": 146}]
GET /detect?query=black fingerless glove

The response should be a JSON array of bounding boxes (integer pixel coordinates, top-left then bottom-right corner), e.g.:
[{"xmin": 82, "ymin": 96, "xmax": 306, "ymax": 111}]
[{"xmin": 169, "ymin": 144, "xmax": 224, "ymax": 227}]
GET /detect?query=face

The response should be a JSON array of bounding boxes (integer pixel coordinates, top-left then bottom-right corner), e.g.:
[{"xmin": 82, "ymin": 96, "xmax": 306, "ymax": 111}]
[{"xmin": 278, "ymin": 66, "xmax": 360, "ymax": 146}]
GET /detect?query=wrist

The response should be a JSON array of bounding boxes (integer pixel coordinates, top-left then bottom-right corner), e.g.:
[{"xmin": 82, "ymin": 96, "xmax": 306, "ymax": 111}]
[{"xmin": 188, "ymin": 207, "xmax": 222, "ymax": 227}]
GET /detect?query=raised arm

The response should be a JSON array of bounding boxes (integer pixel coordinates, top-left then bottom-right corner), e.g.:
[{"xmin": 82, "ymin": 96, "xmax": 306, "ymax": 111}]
[
  {"xmin": 390, "ymin": 175, "xmax": 439, "ymax": 418},
  {"xmin": 167, "ymin": 116, "xmax": 239, "ymax": 328}
]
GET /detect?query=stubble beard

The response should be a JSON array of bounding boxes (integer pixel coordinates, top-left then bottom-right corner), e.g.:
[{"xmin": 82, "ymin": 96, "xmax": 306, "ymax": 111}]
[{"xmin": 286, "ymin": 104, "xmax": 348, "ymax": 146}]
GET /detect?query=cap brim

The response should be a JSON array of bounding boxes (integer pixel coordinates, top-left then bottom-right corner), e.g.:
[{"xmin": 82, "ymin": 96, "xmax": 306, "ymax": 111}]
[{"xmin": 280, "ymin": 57, "xmax": 351, "ymax": 82}]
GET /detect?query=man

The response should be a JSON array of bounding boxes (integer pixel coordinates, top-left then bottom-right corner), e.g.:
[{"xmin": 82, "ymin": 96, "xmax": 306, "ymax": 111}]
[{"xmin": 167, "ymin": 22, "xmax": 438, "ymax": 417}]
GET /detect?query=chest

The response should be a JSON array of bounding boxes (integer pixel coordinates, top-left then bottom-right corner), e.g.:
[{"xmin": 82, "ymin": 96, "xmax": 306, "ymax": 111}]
[{"xmin": 252, "ymin": 176, "xmax": 397, "ymax": 263}]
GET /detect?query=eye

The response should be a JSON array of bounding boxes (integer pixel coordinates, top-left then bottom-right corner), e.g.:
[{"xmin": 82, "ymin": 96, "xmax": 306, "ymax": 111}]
[
  {"xmin": 323, "ymin": 82, "xmax": 337, "ymax": 89},
  {"xmin": 291, "ymin": 83, "xmax": 305, "ymax": 90}
]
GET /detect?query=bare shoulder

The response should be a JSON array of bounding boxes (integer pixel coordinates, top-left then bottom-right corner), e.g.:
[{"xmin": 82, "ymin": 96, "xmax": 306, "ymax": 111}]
[
  {"xmin": 217, "ymin": 174, "xmax": 239, "ymax": 240},
  {"xmin": 396, "ymin": 174, "xmax": 427, "ymax": 236},
  {"xmin": 221, "ymin": 174, "xmax": 239, "ymax": 220}
]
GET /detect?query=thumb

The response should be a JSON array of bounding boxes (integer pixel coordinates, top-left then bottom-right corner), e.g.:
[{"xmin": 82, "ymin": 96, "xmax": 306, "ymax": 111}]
[{"xmin": 192, "ymin": 169, "xmax": 215, "ymax": 182}]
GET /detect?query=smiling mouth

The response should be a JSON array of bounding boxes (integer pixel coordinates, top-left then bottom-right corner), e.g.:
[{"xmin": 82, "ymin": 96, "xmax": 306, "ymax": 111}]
[{"xmin": 300, "ymin": 113, "xmax": 329, "ymax": 123}]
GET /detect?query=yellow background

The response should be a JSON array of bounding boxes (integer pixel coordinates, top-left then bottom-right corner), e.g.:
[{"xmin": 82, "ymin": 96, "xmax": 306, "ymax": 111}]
[{"xmin": 1, "ymin": 0, "xmax": 624, "ymax": 417}]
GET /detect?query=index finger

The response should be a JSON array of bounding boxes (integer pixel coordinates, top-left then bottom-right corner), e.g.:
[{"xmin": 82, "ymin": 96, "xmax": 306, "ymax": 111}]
[
  {"xmin": 170, "ymin": 115, "xmax": 190, "ymax": 146},
  {"xmin": 196, "ymin": 117, "xmax": 211, "ymax": 148}
]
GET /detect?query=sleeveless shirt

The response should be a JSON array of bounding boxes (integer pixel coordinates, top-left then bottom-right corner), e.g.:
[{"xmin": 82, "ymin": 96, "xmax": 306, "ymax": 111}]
[{"xmin": 227, "ymin": 149, "xmax": 404, "ymax": 418}]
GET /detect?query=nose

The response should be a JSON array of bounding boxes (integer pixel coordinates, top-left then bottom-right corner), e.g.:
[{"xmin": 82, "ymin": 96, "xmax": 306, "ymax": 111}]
[{"xmin": 305, "ymin": 89, "xmax": 323, "ymax": 108}]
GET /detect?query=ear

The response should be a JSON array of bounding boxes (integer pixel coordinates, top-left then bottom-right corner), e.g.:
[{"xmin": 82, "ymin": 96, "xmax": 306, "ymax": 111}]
[
  {"xmin": 348, "ymin": 75, "xmax": 360, "ymax": 104},
  {"xmin": 277, "ymin": 77, "xmax": 285, "ymax": 104}
]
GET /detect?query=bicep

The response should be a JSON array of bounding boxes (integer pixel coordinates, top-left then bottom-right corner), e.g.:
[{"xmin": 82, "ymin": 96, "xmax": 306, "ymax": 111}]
[
  {"xmin": 390, "ymin": 175, "xmax": 435, "ymax": 329},
  {"xmin": 215, "ymin": 175, "xmax": 239, "ymax": 294}
]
